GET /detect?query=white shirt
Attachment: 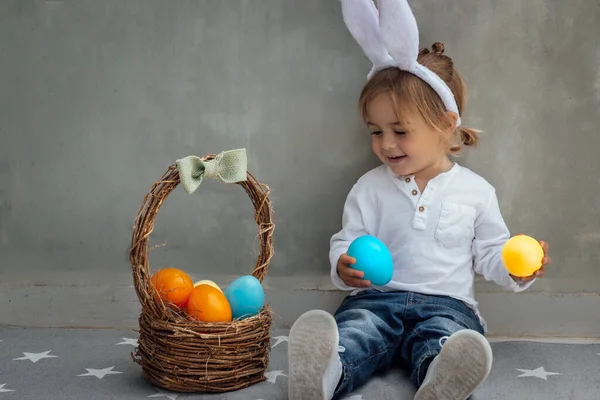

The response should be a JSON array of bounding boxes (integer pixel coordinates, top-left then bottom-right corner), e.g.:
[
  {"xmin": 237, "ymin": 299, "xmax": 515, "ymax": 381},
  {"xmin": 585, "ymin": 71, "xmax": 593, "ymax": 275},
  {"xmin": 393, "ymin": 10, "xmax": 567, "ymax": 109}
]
[{"xmin": 329, "ymin": 163, "xmax": 534, "ymax": 328}]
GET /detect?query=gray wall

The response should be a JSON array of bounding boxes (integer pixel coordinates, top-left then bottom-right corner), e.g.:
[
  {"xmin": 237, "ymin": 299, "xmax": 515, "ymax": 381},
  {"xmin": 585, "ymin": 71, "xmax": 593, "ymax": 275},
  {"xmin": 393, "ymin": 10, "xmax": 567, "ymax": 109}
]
[{"xmin": 1, "ymin": 1, "xmax": 599, "ymax": 333}]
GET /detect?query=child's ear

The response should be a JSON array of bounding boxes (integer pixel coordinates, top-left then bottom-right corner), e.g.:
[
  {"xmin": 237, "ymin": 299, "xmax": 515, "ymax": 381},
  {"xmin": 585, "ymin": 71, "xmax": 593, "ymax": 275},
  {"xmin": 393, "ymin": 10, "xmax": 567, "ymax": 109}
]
[
  {"xmin": 440, "ymin": 111, "xmax": 459, "ymax": 144},
  {"xmin": 446, "ymin": 111, "xmax": 459, "ymax": 130}
]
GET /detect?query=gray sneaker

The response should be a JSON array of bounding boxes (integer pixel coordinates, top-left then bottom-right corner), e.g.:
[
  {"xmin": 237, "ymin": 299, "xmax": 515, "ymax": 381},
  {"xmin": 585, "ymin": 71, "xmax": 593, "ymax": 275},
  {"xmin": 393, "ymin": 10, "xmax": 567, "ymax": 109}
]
[
  {"xmin": 288, "ymin": 310, "xmax": 343, "ymax": 400},
  {"xmin": 413, "ymin": 329, "xmax": 493, "ymax": 400}
]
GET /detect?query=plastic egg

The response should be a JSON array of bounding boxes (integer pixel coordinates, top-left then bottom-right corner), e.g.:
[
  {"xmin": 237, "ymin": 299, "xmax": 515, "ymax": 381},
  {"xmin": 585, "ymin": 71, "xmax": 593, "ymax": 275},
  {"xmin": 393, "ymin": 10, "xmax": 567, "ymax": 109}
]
[
  {"xmin": 501, "ymin": 235, "xmax": 544, "ymax": 277},
  {"xmin": 150, "ymin": 267, "xmax": 194, "ymax": 308},
  {"xmin": 224, "ymin": 275, "xmax": 265, "ymax": 320},
  {"xmin": 193, "ymin": 279, "xmax": 223, "ymax": 293},
  {"xmin": 185, "ymin": 284, "xmax": 232, "ymax": 323},
  {"xmin": 347, "ymin": 235, "xmax": 393, "ymax": 286}
]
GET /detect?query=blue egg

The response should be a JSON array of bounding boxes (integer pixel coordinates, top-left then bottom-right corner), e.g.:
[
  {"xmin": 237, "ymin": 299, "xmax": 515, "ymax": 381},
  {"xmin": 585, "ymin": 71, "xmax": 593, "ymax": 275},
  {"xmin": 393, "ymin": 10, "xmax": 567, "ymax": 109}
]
[
  {"xmin": 347, "ymin": 235, "xmax": 393, "ymax": 286},
  {"xmin": 224, "ymin": 275, "xmax": 265, "ymax": 320}
]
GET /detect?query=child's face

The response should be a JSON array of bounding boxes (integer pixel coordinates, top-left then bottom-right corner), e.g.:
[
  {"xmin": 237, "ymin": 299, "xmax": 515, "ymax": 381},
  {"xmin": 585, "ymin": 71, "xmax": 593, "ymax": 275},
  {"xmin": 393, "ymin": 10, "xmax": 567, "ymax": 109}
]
[{"xmin": 366, "ymin": 93, "xmax": 449, "ymax": 179}]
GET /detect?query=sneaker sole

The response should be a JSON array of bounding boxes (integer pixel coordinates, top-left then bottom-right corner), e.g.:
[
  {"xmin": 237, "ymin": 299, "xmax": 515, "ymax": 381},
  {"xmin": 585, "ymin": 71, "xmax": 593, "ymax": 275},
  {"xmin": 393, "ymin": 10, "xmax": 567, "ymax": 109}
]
[
  {"xmin": 414, "ymin": 329, "xmax": 493, "ymax": 400},
  {"xmin": 288, "ymin": 310, "xmax": 340, "ymax": 400}
]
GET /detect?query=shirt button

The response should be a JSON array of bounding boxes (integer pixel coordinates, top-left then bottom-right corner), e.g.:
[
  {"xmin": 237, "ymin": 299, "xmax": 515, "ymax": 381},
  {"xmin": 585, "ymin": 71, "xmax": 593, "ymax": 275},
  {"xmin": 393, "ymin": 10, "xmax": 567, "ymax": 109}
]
[
  {"xmin": 405, "ymin": 177, "xmax": 411, "ymax": 183},
  {"xmin": 412, "ymin": 190, "xmax": 418, "ymax": 196},
  {"xmin": 418, "ymin": 206, "xmax": 425, "ymax": 212}
]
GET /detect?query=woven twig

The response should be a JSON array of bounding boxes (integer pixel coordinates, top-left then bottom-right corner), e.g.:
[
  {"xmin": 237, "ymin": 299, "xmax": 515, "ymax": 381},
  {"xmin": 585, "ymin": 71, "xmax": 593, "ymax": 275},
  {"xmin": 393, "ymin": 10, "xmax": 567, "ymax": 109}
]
[{"xmin": 129, "ymin": 154, "xmax": 274, "ymax": 393}]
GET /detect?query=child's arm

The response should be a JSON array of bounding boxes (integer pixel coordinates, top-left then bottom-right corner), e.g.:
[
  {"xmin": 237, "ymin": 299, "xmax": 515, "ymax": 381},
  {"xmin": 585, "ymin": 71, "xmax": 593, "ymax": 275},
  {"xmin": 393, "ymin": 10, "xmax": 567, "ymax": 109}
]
[
  {"xmin": 472, "ymin": 191, "xmax": 536, "ymax": 292},
  {"xmin": 329, "ymin": 185, "xmax": 371, "ymax": 290}
]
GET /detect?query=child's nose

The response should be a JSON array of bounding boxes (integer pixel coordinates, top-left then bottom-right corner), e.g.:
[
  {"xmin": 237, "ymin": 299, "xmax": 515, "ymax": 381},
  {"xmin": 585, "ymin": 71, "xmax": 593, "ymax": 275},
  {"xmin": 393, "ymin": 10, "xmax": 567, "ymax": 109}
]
[{"xmin": 382, "ymin": 135, "xmax": 397, "ymax": 150}]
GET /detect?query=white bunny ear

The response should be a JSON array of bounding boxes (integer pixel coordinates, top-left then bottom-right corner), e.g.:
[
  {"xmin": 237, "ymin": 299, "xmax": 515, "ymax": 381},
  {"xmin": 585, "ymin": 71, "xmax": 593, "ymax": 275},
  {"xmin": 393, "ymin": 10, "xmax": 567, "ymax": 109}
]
[
  {"xmin": 377, "ymin": 0, "xmax": 419, "ymax": 71},
  {"xmin": 341, "ymin": 0, "xmax": 395, "ymax": 78},
  {"xmin": 340, "ymin": 0, "xmax": 462, "ymax": 128},
  {"xmin": 377, "ymin": 0, "xmax": 462, "ymax": 127}
]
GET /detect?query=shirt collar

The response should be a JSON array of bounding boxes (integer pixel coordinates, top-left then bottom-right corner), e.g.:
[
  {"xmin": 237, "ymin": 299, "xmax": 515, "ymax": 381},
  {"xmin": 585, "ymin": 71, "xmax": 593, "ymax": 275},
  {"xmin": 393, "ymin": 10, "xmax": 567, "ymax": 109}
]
[{"xmin": 386, "ymin": 162, "xmax": 461, "ymax": 182}]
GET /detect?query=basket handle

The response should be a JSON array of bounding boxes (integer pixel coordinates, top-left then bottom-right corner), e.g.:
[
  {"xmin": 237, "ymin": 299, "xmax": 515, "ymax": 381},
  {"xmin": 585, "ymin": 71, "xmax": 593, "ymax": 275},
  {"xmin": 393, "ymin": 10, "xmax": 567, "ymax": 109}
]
[{"xmin": 129, "ymin": 149, "xmax": 274, "ymax": 311}]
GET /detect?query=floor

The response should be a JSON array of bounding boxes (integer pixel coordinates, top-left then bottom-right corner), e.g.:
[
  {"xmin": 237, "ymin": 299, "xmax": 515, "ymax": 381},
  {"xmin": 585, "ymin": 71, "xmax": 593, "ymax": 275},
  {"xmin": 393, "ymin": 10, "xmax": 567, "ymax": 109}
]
[{"xmin": 0, "ymin": 325, "xmax": 598, "ymax": 400}]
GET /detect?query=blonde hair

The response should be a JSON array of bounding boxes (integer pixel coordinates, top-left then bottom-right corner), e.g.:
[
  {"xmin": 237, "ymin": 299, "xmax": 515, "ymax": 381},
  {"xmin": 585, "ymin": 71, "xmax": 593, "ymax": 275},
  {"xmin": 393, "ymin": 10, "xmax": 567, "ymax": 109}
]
[{"xmin": 358, "ymin": 42, "xmax": 479, "ymax": 154}]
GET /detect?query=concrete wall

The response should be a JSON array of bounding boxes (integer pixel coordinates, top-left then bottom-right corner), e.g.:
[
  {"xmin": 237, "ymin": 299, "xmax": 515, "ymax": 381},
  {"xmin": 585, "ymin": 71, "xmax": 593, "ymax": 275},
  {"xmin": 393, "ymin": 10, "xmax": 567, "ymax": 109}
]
[{"xmin": 1, "ymin": 0, "xmax": 599, "ymax": 337}]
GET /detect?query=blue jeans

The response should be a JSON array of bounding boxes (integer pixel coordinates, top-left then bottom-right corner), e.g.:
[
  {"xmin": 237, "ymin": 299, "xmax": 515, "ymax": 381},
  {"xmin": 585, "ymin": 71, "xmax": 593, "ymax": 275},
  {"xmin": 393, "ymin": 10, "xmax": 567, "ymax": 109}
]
[{"xmin": 333, "ymin": 289, "xmax": 485, "ymax": 398}]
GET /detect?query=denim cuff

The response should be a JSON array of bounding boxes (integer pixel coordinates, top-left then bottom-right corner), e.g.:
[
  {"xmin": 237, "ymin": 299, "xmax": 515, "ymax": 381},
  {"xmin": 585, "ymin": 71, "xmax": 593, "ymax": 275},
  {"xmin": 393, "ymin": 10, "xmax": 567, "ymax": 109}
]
[
  {"xmin": 333, "ymin": 356, "xmax": 350, "ymax": 399},
  {"xmin": 413, "ymin": 349, "xmax": 439, "ymax": 386}
]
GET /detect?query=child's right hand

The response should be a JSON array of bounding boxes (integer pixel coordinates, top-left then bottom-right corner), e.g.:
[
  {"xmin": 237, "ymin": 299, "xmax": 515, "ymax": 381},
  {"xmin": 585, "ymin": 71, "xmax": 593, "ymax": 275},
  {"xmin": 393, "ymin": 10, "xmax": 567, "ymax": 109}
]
[{"xmin": 337, "ymin": 253, "xmax": 371, "ymax": 288}]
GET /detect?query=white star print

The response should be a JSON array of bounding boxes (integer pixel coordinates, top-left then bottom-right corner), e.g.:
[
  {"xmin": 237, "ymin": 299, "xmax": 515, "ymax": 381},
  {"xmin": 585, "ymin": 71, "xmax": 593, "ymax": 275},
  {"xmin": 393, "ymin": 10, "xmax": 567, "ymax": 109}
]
[
  {"xmin": 77, "ymin": 366, "xmax": 123, "ymax": 379},
  {"xmin": 516, "ymin": 367, "xmax": 561, "ymax": 380},
  {"xmin": 0, "ymin": 384, "xmax": 15, "ymax": 393},
  {"xmin": 148, "ymin": 391, "xmax": 178, "ymax": 399},
  {"xmin": 116, "ymin": 337, "xmax": 138, "ymax": 346},
  {"xmin": 271, "ymin": 335, "xmax": 288, "ymax": 348},
  {"xmin": 13, "ymin": 350, "xmax": 57, "ymax": 363},
  {"xmin": 264, "ymin": 370, "xmax": 286, "ymax": 384}
]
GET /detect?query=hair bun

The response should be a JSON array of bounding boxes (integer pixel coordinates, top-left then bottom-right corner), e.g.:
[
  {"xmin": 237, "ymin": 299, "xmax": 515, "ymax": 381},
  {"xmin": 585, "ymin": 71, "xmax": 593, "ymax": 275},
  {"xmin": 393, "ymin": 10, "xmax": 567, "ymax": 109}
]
[{"xmin": 432, "ymin": 42, "xmax": 445, "ymax": 55}]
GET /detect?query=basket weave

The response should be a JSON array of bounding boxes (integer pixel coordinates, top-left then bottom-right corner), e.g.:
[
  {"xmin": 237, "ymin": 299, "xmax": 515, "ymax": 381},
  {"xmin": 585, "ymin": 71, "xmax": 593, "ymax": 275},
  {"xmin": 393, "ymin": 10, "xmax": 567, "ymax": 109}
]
[{"xmin": 129, "ymin": 154, "xmax": 274, "ymax": 393}]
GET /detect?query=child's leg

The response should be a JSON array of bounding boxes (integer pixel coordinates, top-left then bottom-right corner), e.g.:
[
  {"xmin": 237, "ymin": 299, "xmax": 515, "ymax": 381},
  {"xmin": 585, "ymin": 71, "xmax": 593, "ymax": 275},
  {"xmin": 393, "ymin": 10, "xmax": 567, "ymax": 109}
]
[
  {"xmin": 413, "ymin": 330, "xmax": 491, "ymax": 400},
  {"xmin": 399, "ymin": 294, "xmax": 490, "ymax": 400},
  {"xmin": 288, "ymin": 290, "xmax": 406, "ymax": 400}
]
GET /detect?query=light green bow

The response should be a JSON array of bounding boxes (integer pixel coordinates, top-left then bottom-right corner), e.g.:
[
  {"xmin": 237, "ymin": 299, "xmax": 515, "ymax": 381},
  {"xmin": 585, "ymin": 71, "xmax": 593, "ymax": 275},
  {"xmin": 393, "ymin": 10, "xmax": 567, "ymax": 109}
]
[{"xmin": 176, "ymin": 148, "xmax": 247, "ymax": 194}]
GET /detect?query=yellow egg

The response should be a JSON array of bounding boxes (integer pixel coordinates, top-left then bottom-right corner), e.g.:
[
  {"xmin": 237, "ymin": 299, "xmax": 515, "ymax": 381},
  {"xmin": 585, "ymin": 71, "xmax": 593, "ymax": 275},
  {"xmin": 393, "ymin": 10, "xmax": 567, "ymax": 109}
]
[
  {"xmin": 501, "ymin": 235, "xmax": 544, "ymax": 277},
  {"xmin": 193, "ymin": 279, "xmax": 222, "ymax": 293}
]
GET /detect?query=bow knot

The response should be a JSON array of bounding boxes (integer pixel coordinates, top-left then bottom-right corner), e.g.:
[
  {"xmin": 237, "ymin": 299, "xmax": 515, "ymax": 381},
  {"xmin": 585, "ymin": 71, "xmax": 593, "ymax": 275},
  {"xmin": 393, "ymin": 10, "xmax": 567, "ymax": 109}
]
[{"xmin": 176, "ymin": 148, "xmax": 247, "ymax": 194}]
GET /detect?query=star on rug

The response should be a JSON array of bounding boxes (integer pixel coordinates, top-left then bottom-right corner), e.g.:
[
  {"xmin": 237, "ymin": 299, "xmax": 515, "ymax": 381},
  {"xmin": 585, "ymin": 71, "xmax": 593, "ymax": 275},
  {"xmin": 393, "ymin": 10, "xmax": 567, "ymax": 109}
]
[
  {"xmin": 0, "ymin": 384, "xmax": 15, "ymax": 393},
  {"xmin": 516, "ymin": 366, "xmax": 561, "ymax": 380},
  {"xmin": 271, "ymin": 335, "xmax": 288, "ymax": 348},
  {"xmin": 264, "ymin": 370, "xmax": 286, "ymax": 384},
  {"xmin": 13, "ymin": 350, "xmax": 58, "ymax": 363},
  {"xmin": 76, "ymin": 366, "xmax": 123, "ymax": 379},
  {"xmin": 115, "ymin": 338, "xmax": 138, "ymax": 346},
  {"xmin": 147, "ymin": 391, "xmax": 178, "ymax": 399}
]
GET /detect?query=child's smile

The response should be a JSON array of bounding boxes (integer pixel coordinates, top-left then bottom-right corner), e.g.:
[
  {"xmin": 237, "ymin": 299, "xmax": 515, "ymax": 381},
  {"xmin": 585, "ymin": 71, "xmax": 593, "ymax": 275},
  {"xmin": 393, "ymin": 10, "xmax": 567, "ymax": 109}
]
[{"xmin": 385, "ymin": 154, "xmax": 407, "ymax": 164}]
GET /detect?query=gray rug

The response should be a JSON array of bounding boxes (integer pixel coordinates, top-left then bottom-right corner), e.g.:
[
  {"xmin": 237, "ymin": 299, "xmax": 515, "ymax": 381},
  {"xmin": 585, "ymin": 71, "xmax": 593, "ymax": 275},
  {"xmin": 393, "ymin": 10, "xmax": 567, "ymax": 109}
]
[{"xmin": 1, "ymin": 325, "xmax": 598, "ymax": 399}]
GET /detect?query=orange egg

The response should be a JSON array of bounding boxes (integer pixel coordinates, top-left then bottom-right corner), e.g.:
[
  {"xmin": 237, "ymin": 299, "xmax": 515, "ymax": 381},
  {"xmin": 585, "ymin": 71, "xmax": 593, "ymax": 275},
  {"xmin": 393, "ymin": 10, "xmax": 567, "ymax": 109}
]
[
  {"xmin": 150, "ymin": 267, "xmax": 194, "ymax": 308},
  {"xmin": 186, "ymin": 284, "xmax": 232, "ymax": 323}
]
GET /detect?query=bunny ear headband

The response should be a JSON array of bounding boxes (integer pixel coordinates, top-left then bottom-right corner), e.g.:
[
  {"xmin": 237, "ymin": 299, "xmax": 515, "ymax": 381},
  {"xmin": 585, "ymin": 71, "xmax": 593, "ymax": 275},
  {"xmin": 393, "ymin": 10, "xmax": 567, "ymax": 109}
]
[{"xmin": 341, "ymin": 0, "xmax": 461, "ymax": 127}]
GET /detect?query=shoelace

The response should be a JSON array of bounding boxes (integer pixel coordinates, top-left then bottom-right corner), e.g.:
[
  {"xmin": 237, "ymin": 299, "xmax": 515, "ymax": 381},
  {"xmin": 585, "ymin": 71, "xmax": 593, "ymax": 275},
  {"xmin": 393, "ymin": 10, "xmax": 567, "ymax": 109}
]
[{"xmin": 438, "ymin": 336, "xmax": 449, "ymax": 347}]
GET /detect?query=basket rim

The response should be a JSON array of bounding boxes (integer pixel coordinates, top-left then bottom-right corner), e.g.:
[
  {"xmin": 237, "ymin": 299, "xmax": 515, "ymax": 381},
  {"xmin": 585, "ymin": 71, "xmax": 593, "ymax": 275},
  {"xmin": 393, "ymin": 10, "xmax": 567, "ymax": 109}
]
[{"xmin": 128, "ymin": 154, "xmax": 274, "ymax": 320}]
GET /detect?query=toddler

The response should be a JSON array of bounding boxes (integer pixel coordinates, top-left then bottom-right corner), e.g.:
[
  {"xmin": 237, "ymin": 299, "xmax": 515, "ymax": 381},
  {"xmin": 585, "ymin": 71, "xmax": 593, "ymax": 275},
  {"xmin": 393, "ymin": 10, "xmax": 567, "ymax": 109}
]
[{"xmin": 287, "ymin": 1, "xmax": 551, "ymax": 399}]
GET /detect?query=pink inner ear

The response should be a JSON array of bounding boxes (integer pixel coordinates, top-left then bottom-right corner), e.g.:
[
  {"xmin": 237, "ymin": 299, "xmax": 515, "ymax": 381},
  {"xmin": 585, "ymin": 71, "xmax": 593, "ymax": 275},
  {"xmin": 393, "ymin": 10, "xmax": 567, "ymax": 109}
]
[{"xmin": 377, "ymin": 0, "xmax": 420, "ymax": 70}]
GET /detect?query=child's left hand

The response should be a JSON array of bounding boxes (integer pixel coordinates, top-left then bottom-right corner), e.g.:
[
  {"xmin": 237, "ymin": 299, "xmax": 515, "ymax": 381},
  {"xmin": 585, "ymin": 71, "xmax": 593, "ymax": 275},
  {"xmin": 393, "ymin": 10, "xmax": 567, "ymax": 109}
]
[{"xmin": 510, "ymin": 240, "xmax": 551, "ymax": 283}]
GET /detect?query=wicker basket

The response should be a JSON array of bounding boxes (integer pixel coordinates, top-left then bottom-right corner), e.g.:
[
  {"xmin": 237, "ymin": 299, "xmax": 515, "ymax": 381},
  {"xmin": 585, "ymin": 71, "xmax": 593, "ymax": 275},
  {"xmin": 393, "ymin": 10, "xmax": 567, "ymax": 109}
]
[{"xmin": 128, "ymin": 153, "xmax": 274, "ymax": 393}]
